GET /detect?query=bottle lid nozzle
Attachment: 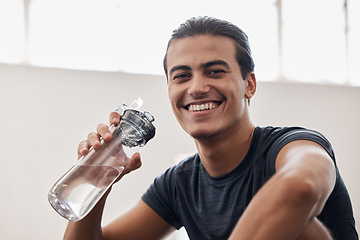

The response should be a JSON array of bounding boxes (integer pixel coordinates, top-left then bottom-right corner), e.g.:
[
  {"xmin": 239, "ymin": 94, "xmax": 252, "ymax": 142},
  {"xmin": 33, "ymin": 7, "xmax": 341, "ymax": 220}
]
[
  {"xmin": 115, "ymin": 97, "xmax": 143, "ymax": 116},
  {"xmin": 129, "ymin": 97, "xmax": 143, "ymax": 110}
]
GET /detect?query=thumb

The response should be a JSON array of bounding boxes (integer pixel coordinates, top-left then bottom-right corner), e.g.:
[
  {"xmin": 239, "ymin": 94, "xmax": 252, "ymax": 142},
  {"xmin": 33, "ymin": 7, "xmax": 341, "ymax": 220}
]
[{"xmin": 122, "ymin": 152, "xmax": 142, "ymax": 175}]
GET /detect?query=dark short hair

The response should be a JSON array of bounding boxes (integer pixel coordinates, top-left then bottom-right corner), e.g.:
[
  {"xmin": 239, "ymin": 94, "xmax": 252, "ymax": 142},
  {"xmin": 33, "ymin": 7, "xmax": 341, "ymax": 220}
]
[{"xmin": 163, "ymin": 16, "xmax": 255, "ymax": 80}]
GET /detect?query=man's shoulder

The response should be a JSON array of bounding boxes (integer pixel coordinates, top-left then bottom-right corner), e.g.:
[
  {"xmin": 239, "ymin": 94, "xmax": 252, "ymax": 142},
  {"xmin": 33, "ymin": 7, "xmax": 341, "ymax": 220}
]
[
  {"xmin": 252, "ymin": 126, "xmax": 329, "ymax": 155},
  {"xmin": 255, "ymin": 125, "xmax": 334, "ymax": 161},
  {"xmin": 256, "ymin": 126, "xmax": 330, "ymax": 146},
  {"xmin": 255, "ymin": 126, "xmax": 305, "ymax": 136},
  {"xmin": 254, "ymin": 126, "xmax": 306, "ymax": 145}
]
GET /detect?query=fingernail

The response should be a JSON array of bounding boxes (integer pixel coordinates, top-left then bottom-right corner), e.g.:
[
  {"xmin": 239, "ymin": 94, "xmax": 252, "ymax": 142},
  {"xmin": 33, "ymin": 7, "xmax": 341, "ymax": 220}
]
[
  {"xmin": 105, "ymin": 132, "xmax": 111, "ymax": 139},
  {"xmin": 81, "ymin": 148, "xmax": 88, "ymax": 155},
  {"xmin": 94, "ymin": 141, "xmax": 101, "ymax": 148}
]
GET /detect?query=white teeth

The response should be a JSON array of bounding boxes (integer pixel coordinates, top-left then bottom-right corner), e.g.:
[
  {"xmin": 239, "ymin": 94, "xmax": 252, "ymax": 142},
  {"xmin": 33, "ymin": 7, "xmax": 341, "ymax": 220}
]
[{"xmin": 188, "ymin": 103, "xmax": 218, "ymax": 112}]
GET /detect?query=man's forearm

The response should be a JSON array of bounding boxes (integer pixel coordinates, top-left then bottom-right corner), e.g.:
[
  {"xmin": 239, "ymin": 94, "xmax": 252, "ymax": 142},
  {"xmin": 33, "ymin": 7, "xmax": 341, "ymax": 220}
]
[
  {"xmin": 297, "ymin": 217, "xmax": 333, "ymax": 240},
  {"xmin": 64, "ymin": 196, "xmax": 106, "ymax": 240}
]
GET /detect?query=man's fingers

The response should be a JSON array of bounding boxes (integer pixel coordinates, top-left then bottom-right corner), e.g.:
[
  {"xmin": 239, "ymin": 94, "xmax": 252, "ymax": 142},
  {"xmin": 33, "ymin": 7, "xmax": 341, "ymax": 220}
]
[
  {"xmin": 121, "ymin": 153, "xmax": 142, "ymax": 176},
  {"xmin": 129, "ymin": 152, "xmax": 142, "ymax": 170},
  {"xmin": 87, "ymin": 132, "xmax": 101, "ymax": 150},
  {"xmin": 77, "ymin": 140, "xmax": 90, "ymax": 159},
  {"xmin": 109, "ymin": 111, "xmax": 121, "ymax": 126},
  {"xmin": 77, "ymin": 112, "xmax": 121, "ymax": 161},
  {"xmin": 97, "ymin": 123, "xmax": 112, "ymax": 141}
]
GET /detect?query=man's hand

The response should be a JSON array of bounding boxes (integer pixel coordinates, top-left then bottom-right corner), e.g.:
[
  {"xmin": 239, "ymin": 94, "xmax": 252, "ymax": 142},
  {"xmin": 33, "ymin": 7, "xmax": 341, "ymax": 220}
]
[{"xmin": 77, "ymin": 111, "xmax": 142, "ymax": 180}]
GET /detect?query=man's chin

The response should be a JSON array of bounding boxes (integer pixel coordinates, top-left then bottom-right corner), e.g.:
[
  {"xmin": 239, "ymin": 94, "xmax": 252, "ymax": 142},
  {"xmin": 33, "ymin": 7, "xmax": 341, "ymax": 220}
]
[{"xmin": 190, "ymin": 130, "xmax": 220, "ymax": 141}]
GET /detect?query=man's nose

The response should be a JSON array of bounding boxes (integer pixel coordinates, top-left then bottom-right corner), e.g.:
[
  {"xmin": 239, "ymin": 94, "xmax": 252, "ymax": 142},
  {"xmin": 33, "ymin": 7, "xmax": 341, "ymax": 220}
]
[{"xmin": 187, "ymin": 74, "xmax": 210, "ymax": 97}]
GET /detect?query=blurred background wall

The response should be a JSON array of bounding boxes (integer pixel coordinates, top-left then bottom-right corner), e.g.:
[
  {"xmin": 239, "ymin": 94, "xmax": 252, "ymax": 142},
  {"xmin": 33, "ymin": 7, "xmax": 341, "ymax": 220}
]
[{"xmin": 0, "ymin": 63, "xmax": 358, "ymax": 239}]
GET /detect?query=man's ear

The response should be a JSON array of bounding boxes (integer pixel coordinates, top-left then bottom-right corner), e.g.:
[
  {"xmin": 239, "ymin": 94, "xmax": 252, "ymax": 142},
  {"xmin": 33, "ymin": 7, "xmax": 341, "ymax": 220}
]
[{"xmin": 245, "ymin": 73, "xmax": 257, "ymax": 100}]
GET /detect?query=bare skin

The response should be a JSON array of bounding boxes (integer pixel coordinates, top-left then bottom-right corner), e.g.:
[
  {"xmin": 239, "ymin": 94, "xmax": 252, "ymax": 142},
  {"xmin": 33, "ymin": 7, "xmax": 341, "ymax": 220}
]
[{"xmin": 64, "ymin": 34, "xmax": 336, "ymax": 240}]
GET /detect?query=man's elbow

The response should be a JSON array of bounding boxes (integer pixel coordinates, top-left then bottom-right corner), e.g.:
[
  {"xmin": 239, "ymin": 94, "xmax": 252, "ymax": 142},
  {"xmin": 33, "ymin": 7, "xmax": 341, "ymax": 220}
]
[{"xmin": 279, "ymin": 172, "xmax": 327, "ymax": 217}]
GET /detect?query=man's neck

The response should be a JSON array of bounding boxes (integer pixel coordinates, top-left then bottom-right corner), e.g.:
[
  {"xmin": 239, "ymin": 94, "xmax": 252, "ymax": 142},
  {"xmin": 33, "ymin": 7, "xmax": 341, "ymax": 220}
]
[{"xmin": 194, "ymin": 121, "xmax": 255, "ymax": 177}]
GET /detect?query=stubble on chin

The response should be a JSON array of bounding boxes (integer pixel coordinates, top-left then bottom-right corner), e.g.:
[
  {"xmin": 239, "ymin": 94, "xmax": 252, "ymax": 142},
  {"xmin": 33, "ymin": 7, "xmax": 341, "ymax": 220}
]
[{"xmin": 189, "ymin": 129, "xmax": 221, "ymax": 141}]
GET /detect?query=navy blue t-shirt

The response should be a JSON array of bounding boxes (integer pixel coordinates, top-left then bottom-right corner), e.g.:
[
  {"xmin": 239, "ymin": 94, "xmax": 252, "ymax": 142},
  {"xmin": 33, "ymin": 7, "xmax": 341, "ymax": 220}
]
[{"xmin": 141, "ymin": 126, "xmax": 358, "ymax": 239}]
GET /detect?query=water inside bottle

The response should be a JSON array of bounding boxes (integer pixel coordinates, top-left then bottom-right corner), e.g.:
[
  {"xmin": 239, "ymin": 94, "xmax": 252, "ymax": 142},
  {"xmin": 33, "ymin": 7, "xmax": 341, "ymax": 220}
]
[{"xmin": 48, "ymin": 165, "xmax": 123, "ymax": 221}]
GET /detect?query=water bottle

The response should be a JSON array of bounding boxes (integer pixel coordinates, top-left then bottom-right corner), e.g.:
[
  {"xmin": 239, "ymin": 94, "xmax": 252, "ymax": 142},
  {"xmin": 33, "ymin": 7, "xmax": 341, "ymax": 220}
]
[{"xmin": 48, "ymin": 97, "xmax": 155, "ymax": 222}]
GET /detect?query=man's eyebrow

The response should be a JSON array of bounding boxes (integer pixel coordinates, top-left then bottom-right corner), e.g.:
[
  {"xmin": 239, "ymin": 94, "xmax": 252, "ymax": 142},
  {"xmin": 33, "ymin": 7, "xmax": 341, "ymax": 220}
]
[
  {"xmin": 201, "ymin": 60, "xmax": 230, "ymax": 69},
  {"xmin": 168, "ymin": 60, "xmax": 230, "ymax": 75},
  {"xmin": 169, "ymin": 65, "xmax": 191, "ymax": 75}
]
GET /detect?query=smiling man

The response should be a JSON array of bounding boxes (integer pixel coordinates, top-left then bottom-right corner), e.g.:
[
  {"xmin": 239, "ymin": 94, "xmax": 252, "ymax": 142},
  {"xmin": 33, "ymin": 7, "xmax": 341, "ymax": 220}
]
[{"xmin": 64, "ymin": 16, "xmax": 358, "ymax": 240}]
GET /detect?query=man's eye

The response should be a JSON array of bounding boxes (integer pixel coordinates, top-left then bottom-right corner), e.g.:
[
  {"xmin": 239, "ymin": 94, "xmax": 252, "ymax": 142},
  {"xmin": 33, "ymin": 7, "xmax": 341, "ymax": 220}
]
[
  {"xmin": 208, "ymin": 69, "xmax": 226, "ymax": 77},
  {"xmin": 174, "ymin": 74, "xmax": 190, "ymax": 80},
  {"xmin": 209, "ymin": 69, "xmax": 225, "ymax": 75}
]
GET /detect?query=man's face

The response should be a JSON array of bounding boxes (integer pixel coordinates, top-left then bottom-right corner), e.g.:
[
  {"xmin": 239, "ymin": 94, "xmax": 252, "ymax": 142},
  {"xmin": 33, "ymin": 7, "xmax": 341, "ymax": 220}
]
[{"xmin": 166, "ymin": 34, "xmax": 250, "ymax": 140}]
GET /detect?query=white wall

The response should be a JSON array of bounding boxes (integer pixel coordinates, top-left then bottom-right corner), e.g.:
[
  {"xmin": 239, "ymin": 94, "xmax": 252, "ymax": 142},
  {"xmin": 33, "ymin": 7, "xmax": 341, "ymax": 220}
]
[{"xmin": 0, "ymin": 64, "xmax": 358, "ymax": 239}]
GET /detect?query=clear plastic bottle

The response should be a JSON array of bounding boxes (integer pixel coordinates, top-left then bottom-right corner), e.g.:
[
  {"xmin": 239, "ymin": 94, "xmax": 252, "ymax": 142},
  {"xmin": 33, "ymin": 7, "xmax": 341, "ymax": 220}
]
[{"xmin": 48, "ymin": 97, "xmax": 155, "ymax": 222}]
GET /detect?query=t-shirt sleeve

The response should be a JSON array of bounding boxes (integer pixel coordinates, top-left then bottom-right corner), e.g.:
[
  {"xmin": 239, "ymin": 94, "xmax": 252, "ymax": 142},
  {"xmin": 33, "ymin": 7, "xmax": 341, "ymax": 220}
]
[
  {"xmin": 267, "ymin": 128, "xmax": 337, "ymax": 174},
  {"xmin": 141, "ymin": 166, "xmax": 183, "ymax": 229}
]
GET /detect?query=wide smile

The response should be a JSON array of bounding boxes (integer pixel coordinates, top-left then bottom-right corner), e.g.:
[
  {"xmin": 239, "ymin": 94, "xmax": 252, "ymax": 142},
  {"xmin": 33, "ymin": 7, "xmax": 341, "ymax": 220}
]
[{"xmin": 184, "ymin": 101, "xmax": 223, "ymax": 112}]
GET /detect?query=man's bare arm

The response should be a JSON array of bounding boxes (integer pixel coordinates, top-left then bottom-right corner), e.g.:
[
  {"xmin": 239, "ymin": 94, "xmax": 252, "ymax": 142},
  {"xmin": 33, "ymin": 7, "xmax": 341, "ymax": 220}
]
[
  {"xmin": 297, "ymin": 217, "xmax": 333, "ymax": 240},
  {"xmin": 102, "ymin": 200, "xmax": 175, "ymax": 240},
  {"xmin": 64, "ymin": 194, "xmax": 107, "ymax": 240},
  {"xmin": 229, "ymin": 140, "xmax": 336, "ymax": 240}
]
